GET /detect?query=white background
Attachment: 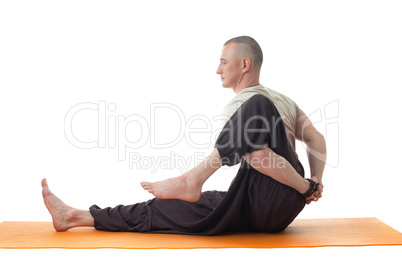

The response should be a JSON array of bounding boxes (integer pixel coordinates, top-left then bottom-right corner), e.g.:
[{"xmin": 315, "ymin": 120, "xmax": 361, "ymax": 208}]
[{"xmin": 1, "ymin": 0, "xmax": 401, "ymax": 267}]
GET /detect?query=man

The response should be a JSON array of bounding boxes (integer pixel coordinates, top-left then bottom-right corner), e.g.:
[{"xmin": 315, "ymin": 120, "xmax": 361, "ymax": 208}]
[{"xmin": 42, "ymin": 36, "xmax": 326, "ymax": 234}]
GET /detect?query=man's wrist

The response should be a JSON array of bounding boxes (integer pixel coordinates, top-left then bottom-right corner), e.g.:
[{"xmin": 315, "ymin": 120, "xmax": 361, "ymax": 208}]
[
  {"xmin": 298, "ymin": 179, "xmax": 310, "ymax": 195},
  {"xmin": 302, "ymin": 178, "xmax": 320, "ymax": 197},
  {"xmin": 312, "ymin": 175, "xmax": 322, "ymax": 182}
]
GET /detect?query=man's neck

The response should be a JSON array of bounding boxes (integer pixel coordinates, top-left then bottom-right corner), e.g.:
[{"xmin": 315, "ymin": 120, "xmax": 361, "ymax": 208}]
[
  {"xmin": 233, "ymin": 80, "xmax": 260, "ymax": 95},
  {"xmin": 232, "ymin": 72, "xmax": 260, "ymax": 94}
]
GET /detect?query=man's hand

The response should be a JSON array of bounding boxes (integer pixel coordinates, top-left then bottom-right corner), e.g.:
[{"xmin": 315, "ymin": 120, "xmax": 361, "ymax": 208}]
[{"xmin": 305, "ymin": 176, "xmax": 323, "ymax": 204}]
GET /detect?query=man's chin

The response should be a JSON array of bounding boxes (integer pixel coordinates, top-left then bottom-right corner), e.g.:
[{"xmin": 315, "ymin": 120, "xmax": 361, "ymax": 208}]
[{"xmin": 221, "ymin": 83, "xmax": 231, "ymax": 89}]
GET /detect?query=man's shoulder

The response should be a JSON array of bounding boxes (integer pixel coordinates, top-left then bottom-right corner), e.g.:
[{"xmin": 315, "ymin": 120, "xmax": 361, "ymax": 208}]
[{"xmin": 265, "ymin": 86, "xmax": 297, "ymax": 106}]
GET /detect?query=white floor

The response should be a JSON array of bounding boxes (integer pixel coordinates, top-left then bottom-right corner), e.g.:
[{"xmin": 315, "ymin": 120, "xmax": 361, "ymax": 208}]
[{"xmin": 1, "ymin": 246, "xmax": 402, "ymax": 268}]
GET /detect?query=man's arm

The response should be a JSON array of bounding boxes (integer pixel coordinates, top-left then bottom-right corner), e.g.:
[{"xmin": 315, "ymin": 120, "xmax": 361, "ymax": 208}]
[
  {"xmin": 243, "ymin": 148, "xmax": 309, "ymax": 193},
  {"xmin": 242, "ymin": 147, "xmax": 323, "ymax": 204},
  {"xmin": 295, "ymin": 114, "xmax": 327, "ymax": 183}
]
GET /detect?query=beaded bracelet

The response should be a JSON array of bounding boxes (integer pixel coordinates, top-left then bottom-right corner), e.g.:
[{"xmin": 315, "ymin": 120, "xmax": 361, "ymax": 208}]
[{"xmin": 302, "ymin": 178, "xmax": 320, "ymax": 197}]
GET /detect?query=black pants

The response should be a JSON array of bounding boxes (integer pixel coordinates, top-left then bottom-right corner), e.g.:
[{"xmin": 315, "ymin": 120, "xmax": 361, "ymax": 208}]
[{"xmin": 89, "ymin": 94, "xmax": 306, "ymax": 235}]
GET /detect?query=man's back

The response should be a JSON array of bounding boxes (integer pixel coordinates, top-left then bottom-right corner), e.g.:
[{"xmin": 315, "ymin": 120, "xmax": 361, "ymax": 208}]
[{"xmin": 222, "ymin": 85, "xmax": 304, "ymax": 151}]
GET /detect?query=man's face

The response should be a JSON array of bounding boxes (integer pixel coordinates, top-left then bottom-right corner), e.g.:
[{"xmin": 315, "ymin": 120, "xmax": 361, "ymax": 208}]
[{"xmin": 216, "ymin": 43, "xmax": 242, "ymax": 89}]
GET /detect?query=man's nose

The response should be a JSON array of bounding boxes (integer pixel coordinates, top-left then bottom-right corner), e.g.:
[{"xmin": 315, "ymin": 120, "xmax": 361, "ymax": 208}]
[{"xmin": 216, "ymin": 65, "xmax": 222, "ymax": 75}]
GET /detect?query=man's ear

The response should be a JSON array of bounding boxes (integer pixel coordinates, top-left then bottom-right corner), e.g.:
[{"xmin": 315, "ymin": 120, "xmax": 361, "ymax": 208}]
[{"xmin": 241, "ymin": 57, "xmax": 251, "ymax": 73}]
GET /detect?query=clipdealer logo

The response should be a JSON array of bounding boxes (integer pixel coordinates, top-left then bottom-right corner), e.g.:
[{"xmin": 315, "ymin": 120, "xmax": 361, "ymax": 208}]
[{"xmin": 64, "ymin": 99, "xmax": 339, "ymax": 172}]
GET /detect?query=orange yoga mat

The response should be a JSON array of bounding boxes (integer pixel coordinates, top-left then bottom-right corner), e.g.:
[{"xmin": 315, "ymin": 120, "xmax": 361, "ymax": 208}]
[{"xmin": 1, "ymin": 218, "xmax": 402, "ymax": 249}]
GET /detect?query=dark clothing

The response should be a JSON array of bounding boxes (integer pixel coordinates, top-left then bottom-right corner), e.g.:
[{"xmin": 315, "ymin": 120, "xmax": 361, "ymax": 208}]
[{"xmin": 89, "ymin": 94, "xmax": 306, "ymax": 235}]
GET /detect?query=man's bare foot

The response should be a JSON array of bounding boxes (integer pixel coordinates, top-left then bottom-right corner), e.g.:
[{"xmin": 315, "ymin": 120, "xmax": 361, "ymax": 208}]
[
  {"xmin": 141, "ymin": 175, "xmax": 202, "ymax": 202},
  {"xmin": 41, "ymin": 179, "xmax": 92, "ymax": 231}
]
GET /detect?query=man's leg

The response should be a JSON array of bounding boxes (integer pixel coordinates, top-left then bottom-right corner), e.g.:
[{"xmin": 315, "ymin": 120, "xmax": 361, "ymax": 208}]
[
  {"xmin": 41, "ymin": 179, "xmax": 94, "ymax": 231},
  {"xmin": 142, "ymin": 94, "xmax": 298, "ymax": 201}
]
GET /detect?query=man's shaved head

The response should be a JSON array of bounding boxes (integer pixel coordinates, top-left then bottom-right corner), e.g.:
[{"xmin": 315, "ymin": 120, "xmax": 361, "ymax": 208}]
[{"xmin": 224, "ymin": 36, "xmax": 263, "ymax": 71}]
